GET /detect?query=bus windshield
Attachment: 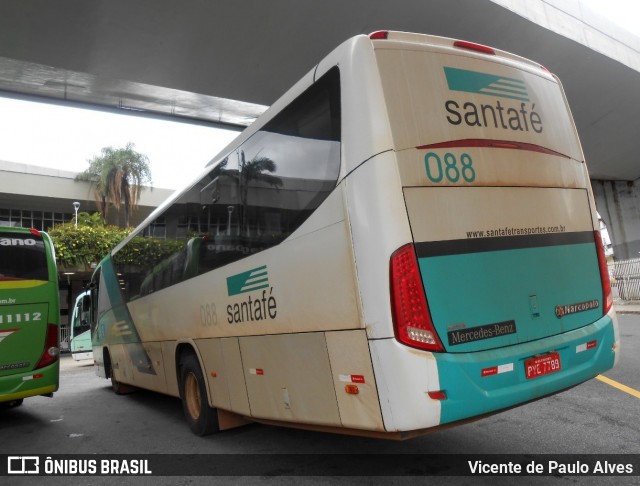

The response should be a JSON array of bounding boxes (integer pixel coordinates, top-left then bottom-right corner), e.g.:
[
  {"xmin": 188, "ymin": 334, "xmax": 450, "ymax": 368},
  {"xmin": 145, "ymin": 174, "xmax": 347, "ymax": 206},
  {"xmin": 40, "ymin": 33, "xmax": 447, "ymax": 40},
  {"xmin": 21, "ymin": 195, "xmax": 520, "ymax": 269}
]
[{"xmin": 0, "ymin": 231, "xmax": 49, "ymax": 281}]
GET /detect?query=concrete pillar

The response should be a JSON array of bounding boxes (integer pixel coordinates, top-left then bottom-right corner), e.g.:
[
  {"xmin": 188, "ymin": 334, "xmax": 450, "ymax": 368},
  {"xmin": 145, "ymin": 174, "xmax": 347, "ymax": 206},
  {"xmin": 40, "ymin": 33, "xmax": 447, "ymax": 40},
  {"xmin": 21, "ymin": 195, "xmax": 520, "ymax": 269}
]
[{"xmin": 592, "ymin": 180, "xmax": 640, "ymax": 260}]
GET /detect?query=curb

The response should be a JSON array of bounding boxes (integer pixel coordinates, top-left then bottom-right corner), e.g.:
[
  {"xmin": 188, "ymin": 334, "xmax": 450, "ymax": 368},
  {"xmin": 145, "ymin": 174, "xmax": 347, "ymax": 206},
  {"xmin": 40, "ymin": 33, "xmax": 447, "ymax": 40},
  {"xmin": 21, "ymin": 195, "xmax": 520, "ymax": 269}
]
[
  {"xmin": 615, "ymin": 309, "xmax": 640, "ymax": 315},
  {"xmin": 613, "ymin": 302, "xmax": 640, "ymax": 315}
]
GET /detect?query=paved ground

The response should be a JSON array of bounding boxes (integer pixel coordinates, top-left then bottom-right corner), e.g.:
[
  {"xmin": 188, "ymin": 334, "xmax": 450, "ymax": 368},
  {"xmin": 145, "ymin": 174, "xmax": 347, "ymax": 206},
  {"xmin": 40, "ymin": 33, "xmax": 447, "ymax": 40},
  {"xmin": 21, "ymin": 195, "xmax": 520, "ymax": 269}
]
[
  {"xmin": 3, "ymin": 312, "xmax": 637, "ymax": 485},
  {"xmin": 614, "ymin": 301, "xmax": 640, "ymax": 314}
]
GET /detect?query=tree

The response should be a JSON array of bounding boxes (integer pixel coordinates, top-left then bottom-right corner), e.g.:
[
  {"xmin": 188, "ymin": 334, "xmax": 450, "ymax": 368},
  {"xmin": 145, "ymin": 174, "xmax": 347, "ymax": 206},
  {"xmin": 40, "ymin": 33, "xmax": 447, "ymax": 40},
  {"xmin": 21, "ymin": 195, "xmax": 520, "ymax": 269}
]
[
  {"xmin": 48, "ymin": 222, "xmax": 130, "ymax": 270},
  {"xmin": 207, "ymin": 152, "xmax": 282, "ymax": 234},
  {"xmin": 238, "ymin": 150, "xmax": 282, "ymax": 204},
  {"xmin": 237, "ymin": 150, "xmax": 282, "ymax": 233},
  {"xmin": 76, "ymin": 211, "xmax": 106, "ymax": 227},
  {"xmin": 48, "ymin": 221, "xmax": 183, "ymax": 271},
  {"xmin": 76, "ymin": 143, "xmax": 152, "ymax": 227}
]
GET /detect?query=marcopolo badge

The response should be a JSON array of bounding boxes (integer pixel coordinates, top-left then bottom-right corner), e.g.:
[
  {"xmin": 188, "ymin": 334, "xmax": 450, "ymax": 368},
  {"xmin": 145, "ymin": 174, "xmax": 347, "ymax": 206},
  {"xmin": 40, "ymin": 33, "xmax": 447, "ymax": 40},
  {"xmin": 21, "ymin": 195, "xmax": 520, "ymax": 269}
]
[{"xmin": 555, "ymin": 299, "xmax": 599, "ymax": 318}]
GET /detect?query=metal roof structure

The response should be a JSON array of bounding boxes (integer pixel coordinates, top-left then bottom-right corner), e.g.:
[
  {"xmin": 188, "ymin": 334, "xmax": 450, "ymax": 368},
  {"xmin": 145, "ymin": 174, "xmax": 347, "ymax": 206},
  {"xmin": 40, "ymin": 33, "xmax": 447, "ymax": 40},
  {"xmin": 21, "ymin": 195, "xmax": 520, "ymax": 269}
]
[{"xmin": 0, "ymin": 0, "xmax": 639, "ymax": 181}]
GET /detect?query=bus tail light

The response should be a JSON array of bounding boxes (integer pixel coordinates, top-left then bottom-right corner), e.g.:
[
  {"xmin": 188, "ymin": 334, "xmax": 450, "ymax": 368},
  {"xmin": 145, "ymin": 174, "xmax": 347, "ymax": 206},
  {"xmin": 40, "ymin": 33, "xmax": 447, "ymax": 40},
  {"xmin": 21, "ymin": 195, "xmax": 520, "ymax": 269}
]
[
  {"xmin": 594, "ymin": 231, "xmax": 613, "ymax": 315},
  {"xmin": 453, "ymin": 40, "xmax": 495, "ymax": 55},
  {"xmin": 35, "ymin": 324, "xmax": 60, "ymax": 370},
  {"xmin": 390, "ymin": 244, "xmax": 444, "ymax": 352},
  {"xmin": 369, "ymin": 31, "xmax": 389, "ymax": 40},
  {"xmin": 427, "ymin": 390, "xmax": 447, "ymax": 401}
]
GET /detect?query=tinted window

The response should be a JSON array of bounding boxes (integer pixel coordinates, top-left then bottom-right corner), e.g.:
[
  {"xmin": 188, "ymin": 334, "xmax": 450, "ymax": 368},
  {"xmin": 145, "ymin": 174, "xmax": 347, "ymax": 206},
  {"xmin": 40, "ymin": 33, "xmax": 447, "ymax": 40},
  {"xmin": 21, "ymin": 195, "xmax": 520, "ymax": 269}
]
[
  {"xmin": 72, "ymin": 294, "xmax": 92, "ymax": 335},
  {"xmin": 114, "ymin": 67, "xmax": 341, "ymax": 302},
  {"xmin": 0, "ymin": 231, "xmax": 48, "ymax": 281}
]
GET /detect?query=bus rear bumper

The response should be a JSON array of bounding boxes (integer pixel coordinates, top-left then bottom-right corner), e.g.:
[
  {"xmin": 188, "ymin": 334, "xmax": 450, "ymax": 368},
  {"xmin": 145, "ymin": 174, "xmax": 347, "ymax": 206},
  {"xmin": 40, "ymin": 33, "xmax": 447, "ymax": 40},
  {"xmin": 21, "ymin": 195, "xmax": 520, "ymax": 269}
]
[
  {"xmin": 72, "ymin": 351, "xmax": 93, "ymax": 362},
  {"xmin": 435, "ymin": 311, "xmax": 618, "ymax": 425},
  {"xmin": 0, "ymin": 361, "xmax": 59, "ymax": 403}
]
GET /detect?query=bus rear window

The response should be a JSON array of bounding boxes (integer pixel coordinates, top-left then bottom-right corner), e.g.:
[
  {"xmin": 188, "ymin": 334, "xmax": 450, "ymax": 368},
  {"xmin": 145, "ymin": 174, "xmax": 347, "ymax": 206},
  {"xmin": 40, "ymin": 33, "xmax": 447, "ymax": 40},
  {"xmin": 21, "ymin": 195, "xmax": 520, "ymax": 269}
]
[{"xmin": 0, "ymin": 231, "xmax": 49, "ymax": 281}]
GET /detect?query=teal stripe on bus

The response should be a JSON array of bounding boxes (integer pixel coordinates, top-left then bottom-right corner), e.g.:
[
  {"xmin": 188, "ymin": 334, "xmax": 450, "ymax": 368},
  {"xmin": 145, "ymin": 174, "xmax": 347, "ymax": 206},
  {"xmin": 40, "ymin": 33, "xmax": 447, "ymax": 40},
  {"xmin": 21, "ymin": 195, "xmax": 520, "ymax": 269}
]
[
  {"xmin": 433, "ymin": 314, "xmax": 616, "ymax": 425},
  {"xmin": 418, "ymin": 242, "xmax": 602, "ymax": 353}
]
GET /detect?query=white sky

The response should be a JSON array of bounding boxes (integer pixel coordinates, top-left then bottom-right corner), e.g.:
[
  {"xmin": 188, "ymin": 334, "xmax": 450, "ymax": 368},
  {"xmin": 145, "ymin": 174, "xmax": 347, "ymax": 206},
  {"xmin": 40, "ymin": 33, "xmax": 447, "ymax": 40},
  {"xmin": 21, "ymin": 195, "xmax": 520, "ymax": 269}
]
[
  {"xmin": 0, "ymin": 1, "xmax": 637, "ymax": 191},
  {"xmin": 581, "ymin": 0, "xmax": 640, "ymax": 36},
  {"xmin": 0, "ymin": 98, "xmax": 239, "ymax": 190}
]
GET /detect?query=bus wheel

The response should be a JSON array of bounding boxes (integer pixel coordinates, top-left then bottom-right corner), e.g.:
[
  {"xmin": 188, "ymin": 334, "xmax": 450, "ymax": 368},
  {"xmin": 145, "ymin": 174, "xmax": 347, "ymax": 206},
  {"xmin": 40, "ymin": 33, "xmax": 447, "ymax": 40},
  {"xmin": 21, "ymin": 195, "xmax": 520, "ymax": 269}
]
[
  {"xmin": 110, "ymin": 367, "xmax": 126, "ymax": 394},
  {"xmin": 179, "ymin": 353, "xmax": 219, "ymax": 436},
  {"xmin": 106, "ymin": 353, "xmax": 135, "ymax": 395}
]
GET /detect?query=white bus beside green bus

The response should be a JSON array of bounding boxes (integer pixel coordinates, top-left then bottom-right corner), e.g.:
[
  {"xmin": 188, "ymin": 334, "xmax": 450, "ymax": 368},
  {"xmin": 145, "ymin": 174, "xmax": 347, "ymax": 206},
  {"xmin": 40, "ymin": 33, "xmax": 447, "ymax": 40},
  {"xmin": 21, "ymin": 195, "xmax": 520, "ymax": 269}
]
[{"xmin": 87, "ymin": 31, "xmax": 618, "ymax": 438}]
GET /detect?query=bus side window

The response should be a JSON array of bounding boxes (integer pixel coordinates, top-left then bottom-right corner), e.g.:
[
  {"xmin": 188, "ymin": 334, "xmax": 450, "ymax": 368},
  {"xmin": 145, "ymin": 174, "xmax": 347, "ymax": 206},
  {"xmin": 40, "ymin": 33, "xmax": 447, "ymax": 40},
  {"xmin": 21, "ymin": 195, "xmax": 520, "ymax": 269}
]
[
  {"xmin": 89, "ymin": 270, "xmax": 101, "ymax": 334},
  {"xmin": 76, "ymin": 295, "xmax": 91, "ymax": 334},
  {"xmin": 111, "ymin": 67, "xmax": 341, "ymax": 304}
]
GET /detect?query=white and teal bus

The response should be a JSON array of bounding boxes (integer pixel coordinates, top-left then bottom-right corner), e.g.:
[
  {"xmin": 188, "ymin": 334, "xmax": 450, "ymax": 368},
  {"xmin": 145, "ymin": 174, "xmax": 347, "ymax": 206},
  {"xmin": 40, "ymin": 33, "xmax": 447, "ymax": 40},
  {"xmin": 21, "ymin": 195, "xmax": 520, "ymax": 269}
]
[{"xmin": 89, "ymin": 31, "xmax": 618, "ymax": 438}]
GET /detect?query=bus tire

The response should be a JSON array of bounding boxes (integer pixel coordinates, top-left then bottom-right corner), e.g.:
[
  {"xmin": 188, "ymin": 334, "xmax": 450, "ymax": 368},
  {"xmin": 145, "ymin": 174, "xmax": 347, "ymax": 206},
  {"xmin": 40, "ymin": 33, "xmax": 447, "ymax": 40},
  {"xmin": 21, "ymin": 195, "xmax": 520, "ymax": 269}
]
[
  {"xmin": 179, "ymin": 353, "xmax": 219, "ymax": 436},
  {"xmin": 110, "ymin": 367, "xmax": 127, "ymax": 395},
  {"xmin": 106, "ymin": 351, "xmax": 136, "ymax": 395}
]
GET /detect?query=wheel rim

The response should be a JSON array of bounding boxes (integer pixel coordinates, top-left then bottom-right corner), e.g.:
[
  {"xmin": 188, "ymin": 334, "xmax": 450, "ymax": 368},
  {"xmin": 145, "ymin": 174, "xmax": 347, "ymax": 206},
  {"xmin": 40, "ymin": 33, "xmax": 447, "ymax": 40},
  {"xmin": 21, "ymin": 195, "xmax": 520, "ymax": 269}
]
[{"xmin": 184, "ymin": 372, "xmax": 201, "ymax": 421}]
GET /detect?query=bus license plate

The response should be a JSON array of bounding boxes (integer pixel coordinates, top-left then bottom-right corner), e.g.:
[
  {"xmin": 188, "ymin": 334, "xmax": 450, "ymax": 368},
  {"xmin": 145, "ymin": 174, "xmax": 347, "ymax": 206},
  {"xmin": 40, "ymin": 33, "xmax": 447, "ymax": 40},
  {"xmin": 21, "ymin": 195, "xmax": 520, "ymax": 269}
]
[{"xmin": 525, "ymin": 352, "xmax": 561, "ymax": 379}]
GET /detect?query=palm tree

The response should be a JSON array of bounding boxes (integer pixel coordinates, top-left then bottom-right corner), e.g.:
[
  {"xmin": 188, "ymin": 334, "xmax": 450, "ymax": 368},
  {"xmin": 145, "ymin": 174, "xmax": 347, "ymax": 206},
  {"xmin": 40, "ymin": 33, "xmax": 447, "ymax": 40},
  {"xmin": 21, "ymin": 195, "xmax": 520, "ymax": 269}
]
[
  {"xmin": 238, "ymin": 150, "xmax": 282, "ymax": 234},
  {"xmin": 239, "ymin": 150, "xmax": 282, "ymax": 205},
  {"xmin": 76, "ymin": 143, "xmax": 152, "ymax": 227}
]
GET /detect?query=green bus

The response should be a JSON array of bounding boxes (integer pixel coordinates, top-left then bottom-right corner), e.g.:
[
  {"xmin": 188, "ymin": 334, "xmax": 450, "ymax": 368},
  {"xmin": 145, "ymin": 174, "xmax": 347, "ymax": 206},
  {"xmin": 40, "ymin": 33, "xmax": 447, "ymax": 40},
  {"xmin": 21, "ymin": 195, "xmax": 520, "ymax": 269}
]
[{"xmin": 0, "ymin": 227, "xmax": 60, "ymax": 408}]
